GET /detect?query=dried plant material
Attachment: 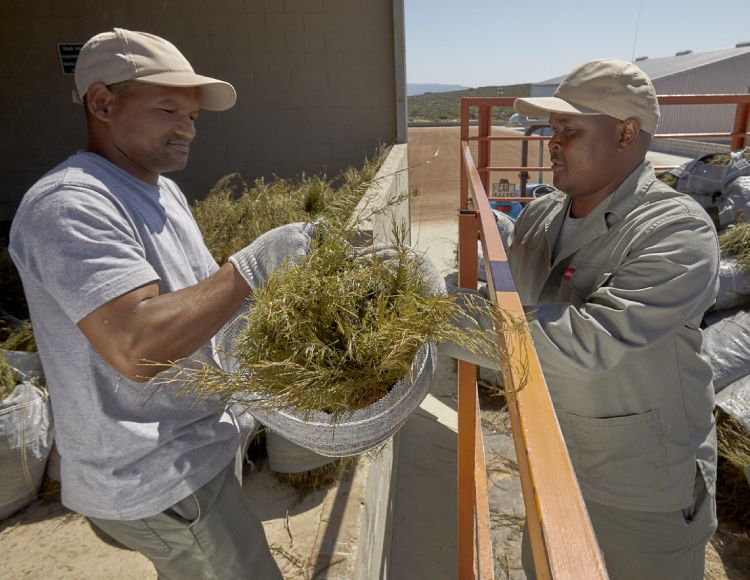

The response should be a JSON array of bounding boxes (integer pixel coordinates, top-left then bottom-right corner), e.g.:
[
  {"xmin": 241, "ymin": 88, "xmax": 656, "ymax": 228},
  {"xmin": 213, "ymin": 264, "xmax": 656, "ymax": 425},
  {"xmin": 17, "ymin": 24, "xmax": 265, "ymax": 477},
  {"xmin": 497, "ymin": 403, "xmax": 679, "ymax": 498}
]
[
  {"xmin": 701, "ymin": 150, "xmax": 750, "ymax": 166},
  {"xmin": 719, "ymin": 223, "xmax": 750, "ymax": 272},
  {"xmin": 192, "ymin": 146, "xmax": 389, "ymax": 264},
  {"xmin": 0, "ymin": 320, "xmax": 37, "ymax": 353},
  {"xmin": 275, "ymin": 457, "xmax": 357, "ymax": 492},
  {"xmin": 715, "ymin": 410, "xmax": 750, "ymax": 525},
  {"xmin": 152, "ymin": 149, "xmax": 523, "ymax": 436},
  {"xmin": 655, "ymin": 171, "xmax": 677, "ymax": 188},
  {"xmin": 157, "ymin": 226, "xmax": 513, "ymax": 420},
  {"xmin": 0, "ymin": 352, "xmax": 16, "ymax": 399}
]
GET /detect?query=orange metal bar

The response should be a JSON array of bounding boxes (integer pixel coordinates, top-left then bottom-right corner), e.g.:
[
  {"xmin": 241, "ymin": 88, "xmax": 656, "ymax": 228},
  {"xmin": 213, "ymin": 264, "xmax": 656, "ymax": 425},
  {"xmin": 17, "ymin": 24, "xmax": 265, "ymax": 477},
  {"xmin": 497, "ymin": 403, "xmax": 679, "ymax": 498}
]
[
  {"xmin": 657, "ymin": 94, "xmax": 750, "ymax": 105},
  {"xmin": 474, "ymin": 390, "xmax": 494, "ymax": 579},
  {"xmin": 460, "ymin": 99, "xmax": 470, "ymax": 210},
  {"xmin": 731, "ymin": 102, "xmax": 750, "ymax": 150},
  {"xmin": 457, "ymin": 357, "xmax": 479, "ymax": 579},
  {"xmin": 478, "ymin": 106, "xmax": 491, "ymax": 194},
  {"xmin": 460, "ymin": 94, "xmax": 750, "ymax": 108},
  {"xmin": 469, "ymin": 131, "xmax": 750, "ymax": 142},
  {"xmin": 489, "ymin": 197, "xmax": 536, "ymax": 203},
  {"xmin": 654, "ymin": 132, "xmax": 749, "ymax": 140},
  {"xmin": 480, "ymin": 166, "xmax": 549, "ymax": 172},
  {"xmin": 467, "ymin": 135, "xmax": 549, "ymax": 142},
  {"xmin": 457, "ymin": 210, "xmax": 481, "ymax": 579}
]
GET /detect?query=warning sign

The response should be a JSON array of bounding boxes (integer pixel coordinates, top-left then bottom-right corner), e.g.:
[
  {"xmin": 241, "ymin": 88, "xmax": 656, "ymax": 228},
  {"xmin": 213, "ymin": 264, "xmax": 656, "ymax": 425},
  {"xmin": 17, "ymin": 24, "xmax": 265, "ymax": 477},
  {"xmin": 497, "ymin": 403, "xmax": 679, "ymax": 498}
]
[{"xmin": 57, "ymin": 43, "xmax": 83, "ymax": 75}]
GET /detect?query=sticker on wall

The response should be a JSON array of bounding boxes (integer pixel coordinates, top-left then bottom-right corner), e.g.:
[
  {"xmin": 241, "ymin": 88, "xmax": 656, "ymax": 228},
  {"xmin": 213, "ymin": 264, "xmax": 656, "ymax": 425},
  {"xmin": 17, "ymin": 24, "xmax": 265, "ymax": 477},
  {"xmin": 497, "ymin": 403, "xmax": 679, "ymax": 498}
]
[{"xmin": 57, "ymin": 43, "xmax": 83, "ymax": 75}]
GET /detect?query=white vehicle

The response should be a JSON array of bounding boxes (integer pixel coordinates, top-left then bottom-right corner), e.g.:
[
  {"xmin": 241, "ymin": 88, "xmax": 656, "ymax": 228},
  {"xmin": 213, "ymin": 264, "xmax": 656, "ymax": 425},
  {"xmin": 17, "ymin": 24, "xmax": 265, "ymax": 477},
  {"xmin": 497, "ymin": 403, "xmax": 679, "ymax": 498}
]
[{"xmin": 508, "ymin": 113, "xmax": 549, "ymax": 127}]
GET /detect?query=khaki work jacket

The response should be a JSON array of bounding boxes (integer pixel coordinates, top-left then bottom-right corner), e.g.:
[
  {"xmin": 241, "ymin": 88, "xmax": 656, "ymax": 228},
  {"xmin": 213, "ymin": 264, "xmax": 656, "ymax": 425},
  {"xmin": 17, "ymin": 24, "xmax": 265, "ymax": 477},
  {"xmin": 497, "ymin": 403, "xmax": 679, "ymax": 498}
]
[{"xmin": 509, "ymin": 161, "xmax": 720, "ymax": 511}]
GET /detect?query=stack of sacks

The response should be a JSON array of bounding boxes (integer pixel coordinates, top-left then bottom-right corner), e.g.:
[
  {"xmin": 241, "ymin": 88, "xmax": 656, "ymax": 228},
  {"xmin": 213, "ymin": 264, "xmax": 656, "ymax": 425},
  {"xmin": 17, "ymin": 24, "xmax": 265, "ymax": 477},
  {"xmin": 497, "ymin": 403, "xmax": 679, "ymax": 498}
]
[
  {"xmin": 0, "ymin": 349, "xmax": 54, "ymax": 519},
  {"xmin": 666, "ymin": 148, "xmax": 750, "ymax": 228},
  {"xmin": 683, "ymin": 150, "xmax": 750, "ymax": 493}
]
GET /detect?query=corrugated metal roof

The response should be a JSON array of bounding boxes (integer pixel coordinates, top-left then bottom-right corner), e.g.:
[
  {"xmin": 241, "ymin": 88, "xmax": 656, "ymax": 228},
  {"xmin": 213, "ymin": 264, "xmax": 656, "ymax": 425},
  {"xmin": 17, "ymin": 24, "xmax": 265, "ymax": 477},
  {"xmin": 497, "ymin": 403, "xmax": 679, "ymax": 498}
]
[{"xmin": 534, "ymin": 46, "xmax": 750, "ymax": 86}]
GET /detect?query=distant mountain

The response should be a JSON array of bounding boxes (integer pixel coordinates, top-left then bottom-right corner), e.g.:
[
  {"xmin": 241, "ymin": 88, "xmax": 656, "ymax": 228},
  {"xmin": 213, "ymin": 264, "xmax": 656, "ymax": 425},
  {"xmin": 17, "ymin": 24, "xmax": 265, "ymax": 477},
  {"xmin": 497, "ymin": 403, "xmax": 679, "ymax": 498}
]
[
  {"xmin": 407, "ymin": 83, "xmax": 471, "ymax": 96},
  {"xmin": 408, "ymin": 84, "xmax": 531, "ymax": 123}
]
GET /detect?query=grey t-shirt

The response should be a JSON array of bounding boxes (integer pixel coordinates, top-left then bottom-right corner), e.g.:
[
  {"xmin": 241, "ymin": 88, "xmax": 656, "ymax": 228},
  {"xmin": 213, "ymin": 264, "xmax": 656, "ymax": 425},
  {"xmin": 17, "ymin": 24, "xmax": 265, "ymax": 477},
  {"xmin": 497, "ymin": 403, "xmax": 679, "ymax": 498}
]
[{"xmin": 9, "ymin": 152, "xmax": 239, "ymax": 520}]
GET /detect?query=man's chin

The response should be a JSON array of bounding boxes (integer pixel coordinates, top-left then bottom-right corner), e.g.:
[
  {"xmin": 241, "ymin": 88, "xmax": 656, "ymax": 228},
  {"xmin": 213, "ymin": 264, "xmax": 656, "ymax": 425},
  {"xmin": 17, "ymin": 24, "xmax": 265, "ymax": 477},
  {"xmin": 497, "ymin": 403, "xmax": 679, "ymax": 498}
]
[{"xmin": 160, "ymin": 157, "xmax": 190, "ymax": 174}]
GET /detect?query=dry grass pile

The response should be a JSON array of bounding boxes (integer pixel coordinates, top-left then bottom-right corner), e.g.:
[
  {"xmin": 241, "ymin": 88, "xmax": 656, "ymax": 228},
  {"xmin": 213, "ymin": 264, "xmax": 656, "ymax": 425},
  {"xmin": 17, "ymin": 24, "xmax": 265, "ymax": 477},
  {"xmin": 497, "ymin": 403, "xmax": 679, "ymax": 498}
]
[
  {"xmin": 275, "ymin": 457, "xmax": 357, "ymax": 491},
  {"xmin": 701, "ymin": 150, "xmax": 750, "ymax": 166},
  {"xmin": 164, "ymin": 225, "xmax": 511, "ymax": 418},
  {"xmin": 0, "ymin": 352, "xmax": 16, "ymax": 399},
  {"xmin": 165, "ymin": 148, "xmax": 520, "ymax": 418},
  {"xmin": 655, "ymin": 171, "xmax": 678, "ymax": 188},
  {"xmin": 655, "ymin": 149, "xmax": 750, "ymax": 190},
  {"xmin": 0, "ymin": 320, "xmax": 37, "ymax": 353},
  {"xmin": 193, "ymin": 147, "xmax": 388, "ymax": 264},
  {"xmin": 719, "ymin": 222, "xmax": 750, "ymax": 271},
  {"xmin": 715, "ymin": 409, "xmax": 750, "ymax": 525}
]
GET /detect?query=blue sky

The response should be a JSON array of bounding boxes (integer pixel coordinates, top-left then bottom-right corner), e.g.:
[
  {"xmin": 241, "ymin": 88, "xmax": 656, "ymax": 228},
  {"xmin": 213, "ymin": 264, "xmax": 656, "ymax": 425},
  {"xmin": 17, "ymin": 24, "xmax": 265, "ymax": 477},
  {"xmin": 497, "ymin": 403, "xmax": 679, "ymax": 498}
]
[{"xmin": 405, "ymin": 0, "xmax": 750, "ymax": 86}]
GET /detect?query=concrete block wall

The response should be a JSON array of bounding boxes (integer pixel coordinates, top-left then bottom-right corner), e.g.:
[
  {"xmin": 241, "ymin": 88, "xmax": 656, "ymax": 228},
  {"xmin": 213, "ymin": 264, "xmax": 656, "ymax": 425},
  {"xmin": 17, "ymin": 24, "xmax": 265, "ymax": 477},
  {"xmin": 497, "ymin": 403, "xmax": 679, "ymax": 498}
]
[
  {"xmin": 0, "ymin": 0, "xmax": 404, "ymax": 220},
  {"xmin": 650, "ymin": 138, "xmax": 731, "ymax": 159}
]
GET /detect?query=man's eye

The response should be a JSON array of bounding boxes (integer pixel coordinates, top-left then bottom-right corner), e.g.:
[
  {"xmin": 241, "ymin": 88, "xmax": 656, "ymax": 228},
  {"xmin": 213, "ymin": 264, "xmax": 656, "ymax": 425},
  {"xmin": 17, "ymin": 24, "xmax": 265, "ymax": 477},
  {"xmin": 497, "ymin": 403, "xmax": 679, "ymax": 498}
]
[{"xmin": 160, "ymin": 108, "xmax": 176, "ymax": 114}]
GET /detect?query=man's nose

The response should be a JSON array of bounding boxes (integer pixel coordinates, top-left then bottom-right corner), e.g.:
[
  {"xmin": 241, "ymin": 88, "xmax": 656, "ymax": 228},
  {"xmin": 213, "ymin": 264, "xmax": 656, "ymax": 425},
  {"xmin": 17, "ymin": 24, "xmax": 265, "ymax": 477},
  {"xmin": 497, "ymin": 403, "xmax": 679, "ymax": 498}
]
[
  {"xmin": 176, "ymin": 117, "xmax": 196, "ymax": 140},
  {"xmin": 548, "ymin": 132, "xmax": 560, "ymax": 151}
]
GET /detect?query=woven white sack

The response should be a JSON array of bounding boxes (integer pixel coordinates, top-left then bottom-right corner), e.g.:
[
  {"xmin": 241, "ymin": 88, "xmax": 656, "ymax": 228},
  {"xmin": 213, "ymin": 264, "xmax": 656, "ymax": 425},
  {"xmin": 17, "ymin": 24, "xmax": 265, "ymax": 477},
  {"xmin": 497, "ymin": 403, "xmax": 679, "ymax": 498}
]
[{"xmin": 213, "ymin": 308, "xmax": 437, "ymax": 457}]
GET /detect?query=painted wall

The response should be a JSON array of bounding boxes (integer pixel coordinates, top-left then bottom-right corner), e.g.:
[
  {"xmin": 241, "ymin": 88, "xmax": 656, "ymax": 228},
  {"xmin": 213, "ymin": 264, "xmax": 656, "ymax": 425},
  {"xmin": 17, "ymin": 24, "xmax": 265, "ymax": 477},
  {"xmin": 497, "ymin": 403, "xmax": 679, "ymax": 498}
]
[{"xmin": 0, "ymin": 0, "xmax": 406, "ymax": 220}]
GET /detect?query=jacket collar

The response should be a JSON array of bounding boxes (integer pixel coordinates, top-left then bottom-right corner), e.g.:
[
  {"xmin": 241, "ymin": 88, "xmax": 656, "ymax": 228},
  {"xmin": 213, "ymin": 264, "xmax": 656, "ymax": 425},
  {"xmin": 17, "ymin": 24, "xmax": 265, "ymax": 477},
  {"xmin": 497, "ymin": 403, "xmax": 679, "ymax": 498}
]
[{"xmin": 545, "ymin": 160, "xmax": 655, "ymax": 267}]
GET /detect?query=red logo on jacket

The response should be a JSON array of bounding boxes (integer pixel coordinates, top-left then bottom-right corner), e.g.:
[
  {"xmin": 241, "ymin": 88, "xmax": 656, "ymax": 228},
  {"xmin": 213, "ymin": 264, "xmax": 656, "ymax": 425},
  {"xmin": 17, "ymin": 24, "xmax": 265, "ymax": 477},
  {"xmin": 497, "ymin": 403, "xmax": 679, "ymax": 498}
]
[{"xmin": 563, "ymin": 267, "xmax": 576, "ymax": 282}]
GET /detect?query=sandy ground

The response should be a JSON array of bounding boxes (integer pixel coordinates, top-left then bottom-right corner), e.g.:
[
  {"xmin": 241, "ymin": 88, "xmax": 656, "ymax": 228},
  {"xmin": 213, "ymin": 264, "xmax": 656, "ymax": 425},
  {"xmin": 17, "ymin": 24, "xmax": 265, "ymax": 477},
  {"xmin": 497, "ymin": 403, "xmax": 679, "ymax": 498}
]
[{"xmin": 0, "ymin": 455, "xmax": 371, "ymax": 580}]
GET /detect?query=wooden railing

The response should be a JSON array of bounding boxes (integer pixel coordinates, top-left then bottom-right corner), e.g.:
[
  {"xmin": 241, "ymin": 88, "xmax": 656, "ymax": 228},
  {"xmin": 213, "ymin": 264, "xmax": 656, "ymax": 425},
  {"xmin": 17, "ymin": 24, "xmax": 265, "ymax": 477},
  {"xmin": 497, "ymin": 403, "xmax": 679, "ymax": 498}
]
[{"xmin": 455, "ymin": 94, "xmax": 750, "ymax": 578}]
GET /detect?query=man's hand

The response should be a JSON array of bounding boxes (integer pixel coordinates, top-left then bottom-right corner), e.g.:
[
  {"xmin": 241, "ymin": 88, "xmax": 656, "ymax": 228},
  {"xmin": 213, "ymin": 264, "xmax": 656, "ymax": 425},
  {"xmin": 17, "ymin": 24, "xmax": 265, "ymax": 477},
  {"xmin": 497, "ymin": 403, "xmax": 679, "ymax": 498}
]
[{"xmin": 229, "ymin": 222, "xmax": 317, "ymax": 291}]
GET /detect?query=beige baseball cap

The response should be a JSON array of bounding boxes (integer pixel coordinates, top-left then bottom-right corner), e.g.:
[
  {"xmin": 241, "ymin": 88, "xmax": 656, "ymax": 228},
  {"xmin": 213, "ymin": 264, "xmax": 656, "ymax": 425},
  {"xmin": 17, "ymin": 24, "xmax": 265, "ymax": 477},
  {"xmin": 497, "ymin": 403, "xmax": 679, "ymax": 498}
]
[
  {"xmin": 73, "ymin": 28, "xmax": 236, "ymax": 111},
  {"xmin": 514, "ymin": 58, "xmax": 659, "ymax": 134}
]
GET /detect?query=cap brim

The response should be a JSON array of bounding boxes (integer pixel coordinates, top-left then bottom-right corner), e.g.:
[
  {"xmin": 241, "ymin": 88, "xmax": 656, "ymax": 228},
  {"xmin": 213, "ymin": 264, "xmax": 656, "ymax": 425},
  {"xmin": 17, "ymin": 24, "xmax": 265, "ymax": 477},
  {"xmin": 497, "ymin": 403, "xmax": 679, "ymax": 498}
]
[
  {"xmin": 135, "ymin": 72, "xmax": 237, "ymax": 111},
  {"xmin": 514, "ymin": 96, "xmax": 599, "ymax": 118}
]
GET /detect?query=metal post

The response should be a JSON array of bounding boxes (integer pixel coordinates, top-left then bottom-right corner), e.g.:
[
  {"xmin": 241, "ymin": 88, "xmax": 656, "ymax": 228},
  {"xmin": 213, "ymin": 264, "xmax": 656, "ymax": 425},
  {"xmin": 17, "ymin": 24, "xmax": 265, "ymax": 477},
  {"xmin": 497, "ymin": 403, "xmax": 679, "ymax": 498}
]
[{"xmin": 731, "ymin": 102, "xmax": 749, "ymax": 150}]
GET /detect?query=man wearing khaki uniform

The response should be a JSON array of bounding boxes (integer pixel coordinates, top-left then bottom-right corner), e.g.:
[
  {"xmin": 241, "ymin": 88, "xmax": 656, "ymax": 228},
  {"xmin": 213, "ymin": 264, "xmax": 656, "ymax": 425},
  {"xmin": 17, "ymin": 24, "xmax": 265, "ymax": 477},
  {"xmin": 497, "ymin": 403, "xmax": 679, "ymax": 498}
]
[{"xmin": 510, "ymin": 59, "xmax": 719, "ymax": 579}]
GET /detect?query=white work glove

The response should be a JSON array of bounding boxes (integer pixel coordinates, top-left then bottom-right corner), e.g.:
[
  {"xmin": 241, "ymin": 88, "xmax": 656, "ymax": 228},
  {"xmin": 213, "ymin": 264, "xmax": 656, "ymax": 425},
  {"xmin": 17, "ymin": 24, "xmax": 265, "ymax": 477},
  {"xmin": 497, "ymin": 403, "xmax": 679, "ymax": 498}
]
[{"xmin": 228, "ymin": 222, "xmax": 317, "ymax": 291}]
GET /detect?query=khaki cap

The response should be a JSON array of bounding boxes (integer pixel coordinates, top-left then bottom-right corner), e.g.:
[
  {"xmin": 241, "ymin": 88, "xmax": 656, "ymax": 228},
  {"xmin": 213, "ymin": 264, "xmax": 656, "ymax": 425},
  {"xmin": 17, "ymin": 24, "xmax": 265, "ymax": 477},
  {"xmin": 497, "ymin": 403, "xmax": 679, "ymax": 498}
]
[
  {"xmin": 74, "ymin": 28, "xmax": 236, "ymax": 111},
  {"xmin": 514, "ymin": 58, "xmax": 659, "ymax": 134}
]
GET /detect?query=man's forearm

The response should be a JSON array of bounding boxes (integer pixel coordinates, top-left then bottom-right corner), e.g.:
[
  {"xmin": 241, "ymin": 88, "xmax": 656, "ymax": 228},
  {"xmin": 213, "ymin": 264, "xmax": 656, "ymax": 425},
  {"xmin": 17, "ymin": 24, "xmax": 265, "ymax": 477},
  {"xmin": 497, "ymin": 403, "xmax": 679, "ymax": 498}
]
[{"xmin": 79, "ymin": 263, "xmax": 250, "ymax": 381}]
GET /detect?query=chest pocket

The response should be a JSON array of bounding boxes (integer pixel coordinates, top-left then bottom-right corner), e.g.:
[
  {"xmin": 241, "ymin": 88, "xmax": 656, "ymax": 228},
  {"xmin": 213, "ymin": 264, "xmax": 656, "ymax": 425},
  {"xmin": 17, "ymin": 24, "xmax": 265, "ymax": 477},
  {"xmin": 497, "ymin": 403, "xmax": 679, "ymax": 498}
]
[{"xmin": 564, "ymin": 263, "xmax": 614, "ymax": 301}]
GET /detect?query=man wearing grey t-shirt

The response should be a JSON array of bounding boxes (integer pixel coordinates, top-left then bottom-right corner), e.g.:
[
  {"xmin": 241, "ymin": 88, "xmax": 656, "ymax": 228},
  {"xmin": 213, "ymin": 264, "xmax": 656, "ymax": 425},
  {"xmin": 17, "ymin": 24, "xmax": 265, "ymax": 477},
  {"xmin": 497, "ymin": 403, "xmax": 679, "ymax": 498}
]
[{"xmin": 9, "ymin": 28, "xmax": 310, "ymax": 579}]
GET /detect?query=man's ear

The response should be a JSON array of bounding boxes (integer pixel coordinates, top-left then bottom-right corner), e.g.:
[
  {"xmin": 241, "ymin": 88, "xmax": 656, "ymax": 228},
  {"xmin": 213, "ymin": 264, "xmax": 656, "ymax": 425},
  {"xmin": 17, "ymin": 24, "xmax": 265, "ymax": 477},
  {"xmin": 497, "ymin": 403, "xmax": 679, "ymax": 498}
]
[
  {"xmin": 618, "ymin": 118, "xmax": 640, "ymax": 150},
  {"xmin": 85, "ymin": 83, "xmax": 117, "ymax": 122}
]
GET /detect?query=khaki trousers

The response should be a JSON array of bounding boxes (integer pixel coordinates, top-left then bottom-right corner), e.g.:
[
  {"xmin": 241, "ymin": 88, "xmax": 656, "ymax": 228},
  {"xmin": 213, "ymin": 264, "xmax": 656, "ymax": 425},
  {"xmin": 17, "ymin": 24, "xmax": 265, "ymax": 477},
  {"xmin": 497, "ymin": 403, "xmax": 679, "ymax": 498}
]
[
  {"xmin": 522, "ymin": 471, "xmax": 717, "ymax": 580},
  {"xmin": 89, "ymin": 461, "xmax": 282, "ymax": 580}
]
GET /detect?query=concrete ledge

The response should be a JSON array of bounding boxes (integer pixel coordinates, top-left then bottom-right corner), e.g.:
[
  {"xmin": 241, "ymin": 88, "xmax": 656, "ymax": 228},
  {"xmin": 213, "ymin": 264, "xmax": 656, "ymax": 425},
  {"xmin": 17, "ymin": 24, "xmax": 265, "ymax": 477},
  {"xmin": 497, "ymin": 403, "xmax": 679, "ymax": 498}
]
[
  {"xmin": 651, "ymin": 138, "xmax": 730, "ymax": 158},
  {"xmin": 348, "ymin": 142, "xmax": 410, "ymax": 579},
  {"xmin": 350, "ymin": 143, "xmax": 410, "ymax": 247}
]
